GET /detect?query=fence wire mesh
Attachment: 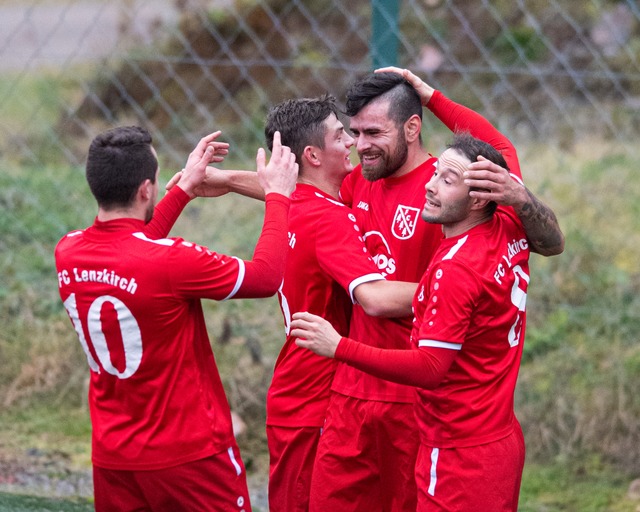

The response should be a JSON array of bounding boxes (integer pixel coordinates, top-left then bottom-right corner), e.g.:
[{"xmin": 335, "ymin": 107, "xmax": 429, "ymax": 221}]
[{"xmin": 1, "ymin": 0, "xmax": 638, "ymax": 169}]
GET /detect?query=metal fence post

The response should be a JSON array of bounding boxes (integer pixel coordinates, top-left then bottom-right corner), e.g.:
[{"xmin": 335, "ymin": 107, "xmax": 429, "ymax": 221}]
[{"xmin": 371, "ymin": 0, "xmax": 400, "ymax": 68}]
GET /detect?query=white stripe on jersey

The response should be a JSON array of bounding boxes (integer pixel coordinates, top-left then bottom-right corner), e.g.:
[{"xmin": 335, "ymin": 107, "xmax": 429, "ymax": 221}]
[
  {"xmin": 418, "ymin": 339, "xmax": 463, "ymax": 350},
  {"xmin": 227, "ymin": 446, "xmax": 243, "ymax": 476},
  {"xmin": 132, "ymin": 232, "xmax": 175, "ymax": 246},
  {"xmin": 442, "ymin": 234, "xmax": 468, "ymax": 261},
  {"xmin": 222, "ymin": 257, "xmax": 245, "ymax": 301},
  {"xmin": 428, "ymin": 447, "xmax": 439, "ymax": 496}
]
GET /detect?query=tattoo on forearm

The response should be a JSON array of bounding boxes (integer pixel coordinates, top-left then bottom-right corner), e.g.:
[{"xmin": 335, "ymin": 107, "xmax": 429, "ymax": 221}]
[{"xmin": 517, "ymin": 189, "xmax": 565, "ymax": 256}]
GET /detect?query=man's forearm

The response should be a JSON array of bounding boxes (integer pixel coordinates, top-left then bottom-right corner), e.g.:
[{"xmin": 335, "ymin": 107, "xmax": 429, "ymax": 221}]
[{"xmin": 515, "ymin": 188, "xmax": 565, "ymax": 256}]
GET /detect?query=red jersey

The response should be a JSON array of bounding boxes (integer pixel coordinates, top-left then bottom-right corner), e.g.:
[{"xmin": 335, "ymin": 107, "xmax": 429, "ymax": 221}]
[
  {"xmin": 331, "ymin": 90, "xmax": 522, "ymax": 403},
  {"xmin": 412, "ymin": 209, "xmax": 529, "ymax": 448},
  {"xmin": 55, "ymin": 191, "xmax": 290, "ymax": 470},
  {"xmin": 267, "ymin": 184, "xmax": 384, "ymax": 427}
]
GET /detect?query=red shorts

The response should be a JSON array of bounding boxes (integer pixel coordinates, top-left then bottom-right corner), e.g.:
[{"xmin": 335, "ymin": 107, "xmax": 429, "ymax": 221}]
[
  {"xmin": 266, "ymin": 425, "xmax": 322, "ymax": 512},
  {"xmin": 309, "ymin": 392, "xmax": 419, "ymax": 512},
  {"xmin": 415, "ymin": 423, "xmax": 525, "ymax": 512},
  {"xmin": 93, "ymin": 446, "xmax": 251, "ymax": 512}
]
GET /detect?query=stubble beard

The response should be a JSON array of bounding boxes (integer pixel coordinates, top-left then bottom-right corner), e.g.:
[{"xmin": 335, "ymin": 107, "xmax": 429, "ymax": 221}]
[{"xmin": 360, "ymin": 135, "xmax": 409, "ymax": 182}]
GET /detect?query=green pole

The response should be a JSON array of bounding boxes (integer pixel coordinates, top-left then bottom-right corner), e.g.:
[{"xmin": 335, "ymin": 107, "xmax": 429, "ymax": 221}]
[{"xmin": 371, "ymin": 0, "xmax": 400, "ymax": 68}]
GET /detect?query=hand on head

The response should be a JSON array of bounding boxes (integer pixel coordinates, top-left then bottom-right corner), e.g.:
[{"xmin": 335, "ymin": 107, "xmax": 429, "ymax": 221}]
[
  {"xmin": 464, "ymin": 156, "xmax": 527, "ymax": 207},
  {"xmin": 374, "ymin": 66, "xmax": 435, "ymax": 106}
]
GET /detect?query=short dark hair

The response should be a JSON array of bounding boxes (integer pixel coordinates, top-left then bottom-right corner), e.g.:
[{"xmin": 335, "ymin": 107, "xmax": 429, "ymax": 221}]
[
  {"xmin": 265, "ymin": 95, "xmax": 339, "ymax": 165},
  {"xmin": 345, "ymin": 72, "xmax": 422, "ymax": 127},
  {"xmin": 448, "ymin": 132, "xmax": 508, "ymax": 215},
  {"xmin": 86, "ymin": 126, "xmax": 158, "ymax": 209}
]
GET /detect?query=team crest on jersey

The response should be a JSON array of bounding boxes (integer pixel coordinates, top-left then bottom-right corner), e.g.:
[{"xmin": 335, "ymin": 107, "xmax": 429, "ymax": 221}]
[{"xmin": 392, "ymin": 205, "xmax": 420, "ymax": 240}]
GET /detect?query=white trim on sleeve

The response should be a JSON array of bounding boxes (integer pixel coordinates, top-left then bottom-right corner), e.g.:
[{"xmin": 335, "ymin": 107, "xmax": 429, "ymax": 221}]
[
  {"xmin": 349, "ymin": 273, "xmax": 386, "ymax": 303},
  {"xmin": 222, "ymin": 257, "xmax": 245, "ymax": 301},
  {"xmin": 418, "ymin": 339, "xmax": 463, "ymax": 350}
]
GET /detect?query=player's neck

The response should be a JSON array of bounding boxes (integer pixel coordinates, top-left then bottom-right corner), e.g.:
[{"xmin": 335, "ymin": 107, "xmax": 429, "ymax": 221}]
[
  {"xmin": 97, "ymin": 204, "xmax": 147, "ymax": 223},
  {"xmin": 443, "ymin": 212, "xmax": 493, "ymax": 238},
  {"xmin": 297, "ymin": 173, "xmax": 341, "ymax": 199},
  {"xmin": 392, "ymin": 145, "xmax": 431, "ymax": 179}
]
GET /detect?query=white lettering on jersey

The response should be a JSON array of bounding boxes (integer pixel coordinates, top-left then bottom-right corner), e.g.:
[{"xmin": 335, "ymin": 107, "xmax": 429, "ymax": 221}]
[
  {"xmin": 288, "ymin": 231, "xmax": 297, "ymax": 249},
  {"xmin": 392, "ymin": 205, "xmax": 420, "ymax": 240},
  {"xmin": 357, "ymin": 201, "xmax": 369, "ymax": 211},
  {"xmin": 61, "ymin": 267, "xmax": 138, "ymax": 295},
  {"xmin": 493, "ymin": 237, "xmax": 528, "ymax": 284},
  {"xmin": 364, "ymin": 231, "xmax": 396, "ymax": 277}
]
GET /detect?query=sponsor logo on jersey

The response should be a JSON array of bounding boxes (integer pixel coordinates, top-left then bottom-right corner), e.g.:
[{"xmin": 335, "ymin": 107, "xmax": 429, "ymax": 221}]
[
  {"xmin": 392, "ymin": 204, "xmax": 420, "ymax": 240},
  {"xmin": 356, "ymin": 200, "xmax": 369, "ymax": 211},
  {"xmin": 288, "ymin": 231, "xmax": 297, "ymax": 249}
]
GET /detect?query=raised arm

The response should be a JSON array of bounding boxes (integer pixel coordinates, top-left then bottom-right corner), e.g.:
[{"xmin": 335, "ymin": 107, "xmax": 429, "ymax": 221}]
[
  {"xmin": 145, "ymin": 131, "xmax": 228, "ymax": 239},
  {"xmin": 165, "ymin": 136, "xmax": 265, "ymax": 202},
  {"xmin": 234, "ymin": 131, "xmax": 299, "ymax": 297},
  {"xmin": 465, "ymin": 156, "xmax": 565, "ymax": 256},
  {"xmin": 377, "ymin": 67, "xmax": 564, "ymax": 256}
]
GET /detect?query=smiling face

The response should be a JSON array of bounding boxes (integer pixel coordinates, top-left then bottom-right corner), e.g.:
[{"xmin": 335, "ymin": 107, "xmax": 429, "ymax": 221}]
[
  {"xmin": 422, "ymin": 148, "xmax": 473, "ymax": 229},
  {"xmin": 348, "ymin": 98, "xmax": 408, "ymax": 182},
  {"xmin": 316, "ymin": 113, "xmax": 354, "ymax": 179}
]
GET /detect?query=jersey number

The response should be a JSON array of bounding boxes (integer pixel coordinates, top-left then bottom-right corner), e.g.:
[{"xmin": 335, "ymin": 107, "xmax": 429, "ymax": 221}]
[
  {"xmin": 63, "ymin": 293, "xmax": 143, "ymax": 379},
  {"xmin": 507, "ymin": 265, "xmax": 529, "ymax": 347}
]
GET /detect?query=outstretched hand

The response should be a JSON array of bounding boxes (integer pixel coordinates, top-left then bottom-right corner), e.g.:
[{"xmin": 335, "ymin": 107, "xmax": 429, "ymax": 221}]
[
  {"xmin": 464, "ymin": 156, "xmax": 528, "ymax": 207},
  {"xmin": 257, "ymin": 131, "xmax": 298, "ymax": 197},
  {"xmin": 375, "ymin": 66, "xmax": 435, "ymax": 106},
  {"xmin": 169, "ymin": 131, "xmax": 230, "ymax": 198},
  {"xmin": 291, "ymin": 312, "xmax": 342, "ymax": 359}
]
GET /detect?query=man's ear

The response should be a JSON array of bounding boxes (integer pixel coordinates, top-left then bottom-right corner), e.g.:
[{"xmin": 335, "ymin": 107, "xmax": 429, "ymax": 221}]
[
  {"xmin": 138, "ymin": 179, "xmax": 154, "ymax": 202},
  {"xmin": 404, "ymin": 114, "xmax": 422, "ymax": 143},
  {"xmin": 470, "ymin": 193, "xmax": 490, "ymax": 211},
  {"xmin": 302, "ymin": 145, "xmax": 321, "ymax": 168}
]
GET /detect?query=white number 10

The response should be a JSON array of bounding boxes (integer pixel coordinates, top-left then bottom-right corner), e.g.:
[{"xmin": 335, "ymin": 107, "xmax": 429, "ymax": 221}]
[{"xmin": 63, "ymin": 293, "xmax": 143, "ymax": 379}]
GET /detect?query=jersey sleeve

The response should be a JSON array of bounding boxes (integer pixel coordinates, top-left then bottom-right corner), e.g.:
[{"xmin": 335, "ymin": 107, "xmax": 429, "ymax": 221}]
[
  {"xmin": 235, "ymin": 192, "xmax": 291, "ymax": 298},
  {"xmin": 335, "ymin": 337, "xmax": 457, "ymax": 389},
  {"xmin": 168, "ymin": 193, "xmax": 290, "ymax": 301},
  {"xmin": 143, "ymin": 186, "xmax": 191, "ymax": 239},
  {"xmin": 427, "ymin": 91, "xmax": 521, "ymax": 180},
  {"xmin": 315, "ymin": 206, "xmax": 384, "ymax": 302},
  {"xmin": 416, "ymin": 260, "xmax": 481, "ymax": 348}
]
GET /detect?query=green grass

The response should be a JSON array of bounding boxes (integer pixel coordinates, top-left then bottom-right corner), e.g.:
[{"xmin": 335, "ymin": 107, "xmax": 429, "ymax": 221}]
[
  {"xmin": 0, "ymin": 494, "xmax": 93, "ymax": 512},
  {"xmin": 520, "ymin": 458, "xmax": 638, "ymax": 512}
]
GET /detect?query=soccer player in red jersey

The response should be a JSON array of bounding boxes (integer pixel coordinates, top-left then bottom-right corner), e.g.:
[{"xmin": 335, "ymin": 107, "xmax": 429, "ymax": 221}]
[
  {"xmin": 55, "ymin": 126, "xmax": 298, "ymax": 512},
  {"xmin": 291, "ymin": 132, "xmax": 557, "ymax": 511},
  {"xmin": 261, "ymin": 96, "xmax": 416, "ymax": 512}
]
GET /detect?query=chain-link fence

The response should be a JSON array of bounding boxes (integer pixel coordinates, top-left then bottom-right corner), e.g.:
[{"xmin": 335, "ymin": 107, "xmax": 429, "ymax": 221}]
[{"xmin": 1, "ymin": 0, "xmax": 638, "ymax": 169}]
